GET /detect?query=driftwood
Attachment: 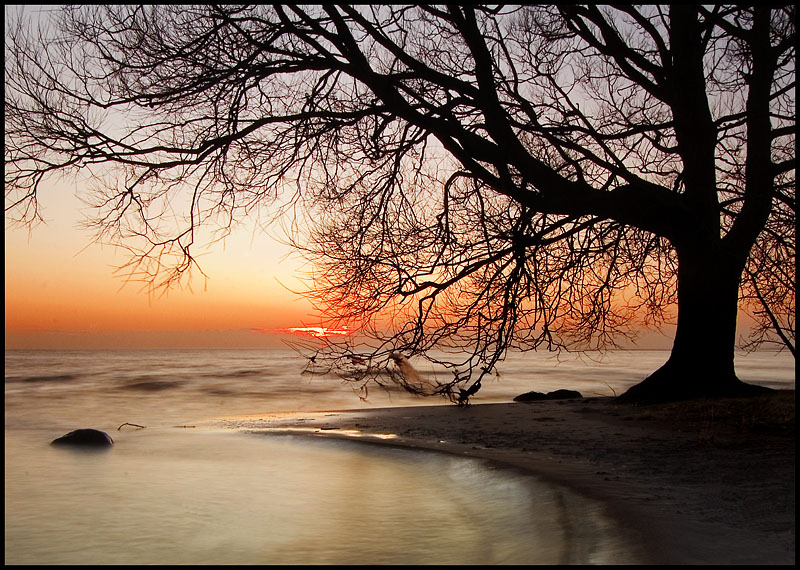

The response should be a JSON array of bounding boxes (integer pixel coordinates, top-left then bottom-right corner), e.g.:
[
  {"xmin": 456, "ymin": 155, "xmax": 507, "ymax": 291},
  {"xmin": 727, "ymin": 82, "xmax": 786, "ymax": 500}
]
[{"xmin": 117, "ymin": 422, "xmax": 146, "ymax": 431}]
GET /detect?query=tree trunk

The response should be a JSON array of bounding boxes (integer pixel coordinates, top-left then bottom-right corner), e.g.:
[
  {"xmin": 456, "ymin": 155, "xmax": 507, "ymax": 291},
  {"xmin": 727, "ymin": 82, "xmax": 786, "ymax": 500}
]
[{"xmin": 620, "ymin": 241, "xmax": 772, "ymax": 402}]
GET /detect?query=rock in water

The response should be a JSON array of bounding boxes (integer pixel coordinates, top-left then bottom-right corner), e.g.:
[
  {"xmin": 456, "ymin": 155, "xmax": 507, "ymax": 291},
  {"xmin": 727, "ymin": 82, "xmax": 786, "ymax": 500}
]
[
  {"xmin": 513, "ymin": 390, "xmax": 547, "ymax": 402},
  {"xmin": 514, "ymin": 389, "xmax": 583, "ymax": 402},
  {"xmin": 546, "ymin": 389, "xmax": 583, "ymax": 400},
  {"xmin": 51, "ymin": 428, "xmax": 114, "ymax": 448}
]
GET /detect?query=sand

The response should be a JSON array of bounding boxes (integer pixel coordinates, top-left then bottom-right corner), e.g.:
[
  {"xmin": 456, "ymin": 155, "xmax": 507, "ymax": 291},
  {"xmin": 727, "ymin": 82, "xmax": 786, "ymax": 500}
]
[{"xmin": 220, "ymin": 390, "xmax": 795, "ymax": 565}]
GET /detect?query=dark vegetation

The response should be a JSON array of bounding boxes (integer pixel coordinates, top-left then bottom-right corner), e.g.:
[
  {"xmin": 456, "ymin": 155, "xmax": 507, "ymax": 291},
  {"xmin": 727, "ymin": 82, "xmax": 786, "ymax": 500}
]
[{"xmin": 5, "ymin": 6, "xmax": 794, "ymax": 404}]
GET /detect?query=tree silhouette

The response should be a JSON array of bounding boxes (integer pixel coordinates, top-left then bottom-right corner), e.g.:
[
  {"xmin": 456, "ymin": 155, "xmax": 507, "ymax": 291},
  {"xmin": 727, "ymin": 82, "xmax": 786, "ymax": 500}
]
[{"xmin": 5, "ymin": 6, "xmax": 795, "ymax": 402}]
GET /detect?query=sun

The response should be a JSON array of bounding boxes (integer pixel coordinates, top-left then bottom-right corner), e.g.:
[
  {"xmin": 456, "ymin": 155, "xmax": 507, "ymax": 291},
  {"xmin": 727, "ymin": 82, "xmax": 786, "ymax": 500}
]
[{"xmin": 277, "ymin": 326, "xmax": 353, "ymax": 338}]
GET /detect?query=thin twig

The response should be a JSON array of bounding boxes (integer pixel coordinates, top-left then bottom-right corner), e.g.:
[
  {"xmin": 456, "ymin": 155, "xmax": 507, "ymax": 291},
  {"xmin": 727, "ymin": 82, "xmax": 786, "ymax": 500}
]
[{"xmin": 118, "ymin": 422, "xmax": 147, "ymax": 430}]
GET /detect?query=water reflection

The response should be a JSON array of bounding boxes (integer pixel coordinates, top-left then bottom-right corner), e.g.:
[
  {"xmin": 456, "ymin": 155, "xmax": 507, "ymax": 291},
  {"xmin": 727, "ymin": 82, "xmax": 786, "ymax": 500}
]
[{"xmin": 5, "ymin": 429, "xmax": 641, "ymax": 565}]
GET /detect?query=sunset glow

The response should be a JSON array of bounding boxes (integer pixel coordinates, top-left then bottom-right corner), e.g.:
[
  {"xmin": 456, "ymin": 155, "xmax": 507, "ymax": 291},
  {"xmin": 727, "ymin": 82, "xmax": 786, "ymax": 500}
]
[
  {"xmin": 4, "ymin": 179, "xmax": 318, "ymax": 349},
  {"xmin": 276, "ymin": 326, "xmax": 354, "ymax": 338}
]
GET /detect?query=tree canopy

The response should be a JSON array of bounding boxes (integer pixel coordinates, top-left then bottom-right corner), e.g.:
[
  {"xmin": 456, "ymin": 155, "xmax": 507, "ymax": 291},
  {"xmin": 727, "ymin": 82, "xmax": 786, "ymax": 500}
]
[{"xmin": 5, "ymin": 5, "xmax": 795, "ymax": 403}]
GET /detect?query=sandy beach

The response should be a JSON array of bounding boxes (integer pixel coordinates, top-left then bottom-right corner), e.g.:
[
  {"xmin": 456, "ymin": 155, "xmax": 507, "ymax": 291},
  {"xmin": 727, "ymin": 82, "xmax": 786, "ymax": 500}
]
[{"xmin": 222, "ymin": 390, "xmax": 795, "ymax": 565}]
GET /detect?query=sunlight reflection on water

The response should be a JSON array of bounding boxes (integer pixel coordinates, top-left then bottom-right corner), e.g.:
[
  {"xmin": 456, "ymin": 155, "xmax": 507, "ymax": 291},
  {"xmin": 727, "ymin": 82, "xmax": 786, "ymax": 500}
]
[{"xmin": 4, "ymin": 428, "xmax": 642, "ymax": 565}]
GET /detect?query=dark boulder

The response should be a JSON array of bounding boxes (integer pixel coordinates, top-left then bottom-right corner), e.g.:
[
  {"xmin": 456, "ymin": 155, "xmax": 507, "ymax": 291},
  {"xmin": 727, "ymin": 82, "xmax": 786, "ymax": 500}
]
[
  {"xmin": 546, "ymin": 389, "xmax": 583, "ymax": 400},
  {"xmin": 514, "ymin": 389, "xmax": 583, "ymax": 402},
  {"xmin": 513, "ymin": 390, "xmax": 547, "ymax": 402},
  {"xmin": 51, "ymin": 428, "xmax": 114, "ymax": 448}
]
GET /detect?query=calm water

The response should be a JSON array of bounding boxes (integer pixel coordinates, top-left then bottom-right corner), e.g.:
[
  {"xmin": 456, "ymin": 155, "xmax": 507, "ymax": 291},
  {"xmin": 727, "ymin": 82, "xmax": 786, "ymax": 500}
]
[{"xmin": 5, "ymin": 348, "xmax": 794, "ymax": 564}]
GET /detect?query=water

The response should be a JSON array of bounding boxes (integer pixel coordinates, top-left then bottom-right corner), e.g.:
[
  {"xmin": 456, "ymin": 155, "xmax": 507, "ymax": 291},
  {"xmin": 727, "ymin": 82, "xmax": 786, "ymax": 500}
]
[
  {"xmin": 5, "ymin": 348, "xmax": 794, "ymax": 564},
  {"xmin": 6, "ymin": 429, "xmax": 640, "ymax": 564}
]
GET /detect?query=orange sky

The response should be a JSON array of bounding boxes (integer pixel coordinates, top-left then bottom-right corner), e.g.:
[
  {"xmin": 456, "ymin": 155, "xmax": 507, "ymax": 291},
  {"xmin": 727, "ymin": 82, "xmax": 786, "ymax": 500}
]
[
  {"xmin": 5, "ymin": 179, "xmax": 320, "ymax": 349},
  {"xmin": 5, "ymin": 179, "xmax": 680, "ymax": 351}
]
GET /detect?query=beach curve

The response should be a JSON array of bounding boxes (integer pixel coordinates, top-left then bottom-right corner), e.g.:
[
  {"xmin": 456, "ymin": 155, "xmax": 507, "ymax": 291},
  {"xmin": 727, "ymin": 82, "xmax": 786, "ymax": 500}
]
[{"xmin": 219, "ymin": 391, "xmax": 795, "ymax": 565}]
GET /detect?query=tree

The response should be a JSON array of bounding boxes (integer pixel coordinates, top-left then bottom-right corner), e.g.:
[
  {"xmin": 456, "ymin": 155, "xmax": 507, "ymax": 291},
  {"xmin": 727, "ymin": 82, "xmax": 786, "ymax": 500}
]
[{"xmin": 5, "ymin": 5, "xmax": 795, "ymax": 403}]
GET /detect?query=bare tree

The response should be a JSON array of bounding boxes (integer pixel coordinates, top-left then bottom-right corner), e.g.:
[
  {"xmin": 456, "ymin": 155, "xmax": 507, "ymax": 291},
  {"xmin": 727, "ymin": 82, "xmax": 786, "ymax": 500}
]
[{"xmin": 5, "ymin": 5, "xmax": 795, "ymax": 403}]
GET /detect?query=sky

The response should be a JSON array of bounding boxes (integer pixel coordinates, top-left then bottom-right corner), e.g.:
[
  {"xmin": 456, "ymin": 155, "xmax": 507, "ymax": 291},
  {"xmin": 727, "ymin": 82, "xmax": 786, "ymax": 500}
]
[
  {"xmin": 4, "ymin": 176, "xmax": 325, "ymax": 349},
  {"xmin": 2, "ymin": 5, "xmax": 682, "ymax": 352},
  {"xmin": 4, "ymin": 174, "xmax": 679, "ymax": 351},
  {"xmin": 2, "ymin": 5, "xmax": 325, "ymax": 349}
]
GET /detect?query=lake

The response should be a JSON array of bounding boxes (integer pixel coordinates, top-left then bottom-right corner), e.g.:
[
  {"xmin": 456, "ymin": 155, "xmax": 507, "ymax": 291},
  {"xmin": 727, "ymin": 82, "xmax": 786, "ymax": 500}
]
[{"xmin": 5, "ymin": 348, "xmax": 794, "ymax": 563}]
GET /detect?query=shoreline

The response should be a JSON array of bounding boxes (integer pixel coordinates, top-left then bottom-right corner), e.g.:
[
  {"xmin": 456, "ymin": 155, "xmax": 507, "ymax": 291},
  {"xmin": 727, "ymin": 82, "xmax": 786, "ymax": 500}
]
[{"xmin": 219, "ymin": 390, "xmax": 795, "ymax": 565}]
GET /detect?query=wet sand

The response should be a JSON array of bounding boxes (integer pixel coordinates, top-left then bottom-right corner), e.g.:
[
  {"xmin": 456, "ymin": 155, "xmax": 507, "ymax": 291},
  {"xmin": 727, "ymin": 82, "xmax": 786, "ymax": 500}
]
[{"xmin": 221, "ymin": 390, "xmax": 795, "ymax": 565}]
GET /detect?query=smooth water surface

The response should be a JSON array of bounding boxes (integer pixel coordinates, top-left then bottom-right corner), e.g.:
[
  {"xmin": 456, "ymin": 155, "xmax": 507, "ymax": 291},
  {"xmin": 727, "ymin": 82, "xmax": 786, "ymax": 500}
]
[
  {"xmin": 5, "ymin": 349, "xmax": 794, "ymax": 431},
  {"xmin": 5, "ymin": 428, "xmax": 640, "ymax": 565},
  {"xmin": 5, "ymin": 348, "xmax": 793, "ymax": 564}
]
